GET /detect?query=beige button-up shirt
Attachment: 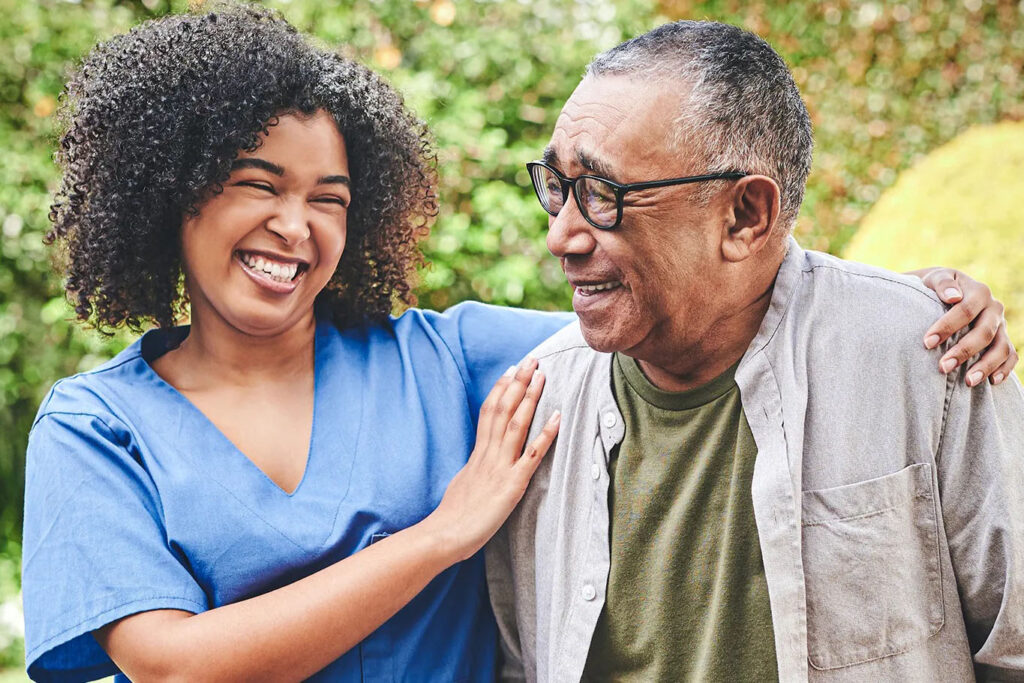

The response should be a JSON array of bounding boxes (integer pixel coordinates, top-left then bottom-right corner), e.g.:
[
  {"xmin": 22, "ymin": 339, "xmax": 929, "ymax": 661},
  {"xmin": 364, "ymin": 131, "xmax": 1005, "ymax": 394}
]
[{"xmin": 486, "ymin": 239, "xmax": 1024, "ymax": 682}]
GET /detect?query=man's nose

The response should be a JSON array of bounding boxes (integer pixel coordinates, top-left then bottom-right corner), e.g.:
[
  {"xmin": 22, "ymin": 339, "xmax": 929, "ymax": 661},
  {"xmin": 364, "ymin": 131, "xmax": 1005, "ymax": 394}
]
[
  {"xmin": 545, "ymin": 193, "xmax": 597, "ymax": 258},
  {"xmin": 266, "ymin": 197, "xmax": 311, "ymax": 245}
]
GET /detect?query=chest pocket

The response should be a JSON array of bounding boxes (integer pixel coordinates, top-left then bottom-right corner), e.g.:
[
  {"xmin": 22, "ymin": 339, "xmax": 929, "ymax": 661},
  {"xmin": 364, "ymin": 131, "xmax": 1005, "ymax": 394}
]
[{"xmin": 800, "ymin": 463, "xmax": 944, "ymax": 670}]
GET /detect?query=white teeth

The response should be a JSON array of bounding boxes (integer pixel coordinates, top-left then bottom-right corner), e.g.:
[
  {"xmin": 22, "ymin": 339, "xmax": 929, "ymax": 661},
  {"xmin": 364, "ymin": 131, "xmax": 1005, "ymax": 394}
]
[
  {"xmin": 577, "ymin": 281, "xmax": 621, "ymax": 294},
  {"xmin": 239, "ymin": 252, "xmax": 302, "ymax": 283}
]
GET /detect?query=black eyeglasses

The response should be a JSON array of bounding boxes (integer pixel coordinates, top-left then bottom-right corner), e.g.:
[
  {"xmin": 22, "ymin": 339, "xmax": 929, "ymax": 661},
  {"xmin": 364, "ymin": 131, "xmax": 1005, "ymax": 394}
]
[{"xmin": 526, "ymin": 161, "xmax": 747, "ymax": 230}]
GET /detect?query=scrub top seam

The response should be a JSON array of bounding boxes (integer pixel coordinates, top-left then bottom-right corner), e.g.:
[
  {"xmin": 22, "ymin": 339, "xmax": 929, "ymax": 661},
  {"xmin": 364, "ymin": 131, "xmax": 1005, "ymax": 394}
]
[
  {"xmin": 430, "ymin": 324, "xmax": 475, "ymax": 409},
  {"xmin": 318, "ymin": 362, "xmax": 366, "ymax": 550},
  {"xmin": 31, "ymin": 410, "xmax": 132, "ymax": 441},
  {"xmin": 205, "ymin": 474, "xmax": 311, "ymax": 551},
  {"xmin": 27, "ymin": 595, "xmax": 207, "ymax": 663}
]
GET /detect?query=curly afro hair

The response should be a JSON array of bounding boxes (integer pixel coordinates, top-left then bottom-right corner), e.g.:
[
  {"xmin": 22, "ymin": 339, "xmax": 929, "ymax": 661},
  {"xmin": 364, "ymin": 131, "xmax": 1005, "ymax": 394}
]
[{"xmin": 47, "ymin": 2, "xmax": 437, "ymax": 332}]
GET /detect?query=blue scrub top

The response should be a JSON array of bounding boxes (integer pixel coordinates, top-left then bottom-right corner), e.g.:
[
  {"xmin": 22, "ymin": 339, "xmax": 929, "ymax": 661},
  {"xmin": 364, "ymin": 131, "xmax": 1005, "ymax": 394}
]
[{"xmin": 22, "ymin": 302, "xmax": 573, "ymax": 682}]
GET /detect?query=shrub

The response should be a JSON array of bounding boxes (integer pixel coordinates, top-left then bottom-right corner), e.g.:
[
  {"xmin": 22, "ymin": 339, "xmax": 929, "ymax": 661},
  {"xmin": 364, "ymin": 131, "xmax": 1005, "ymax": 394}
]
[{"xmin": 844, "ymin": 121, "xmax": 1024, "ymax": 380}]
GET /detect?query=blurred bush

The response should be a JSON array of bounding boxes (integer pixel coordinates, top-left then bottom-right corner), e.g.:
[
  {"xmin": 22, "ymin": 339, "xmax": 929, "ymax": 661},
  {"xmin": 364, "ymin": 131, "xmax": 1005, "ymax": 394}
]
[
  {"xmin": 658, "ymin": 0, "xmax": 1024, "ymax": 253},
  {"xmin": 844, "ymin": 121, "xmax": 1024, "ymax": 379},
  {"xmin": 1, "ymin": 0, "xmax": 1022, "ymax": 591},
  {"xmin": 0, "ymin": 538, "xmax": 21, "ymax": 670},
  {"xmin": 0, "ymin": 0, "xmax": 141, "ymax": 562}
]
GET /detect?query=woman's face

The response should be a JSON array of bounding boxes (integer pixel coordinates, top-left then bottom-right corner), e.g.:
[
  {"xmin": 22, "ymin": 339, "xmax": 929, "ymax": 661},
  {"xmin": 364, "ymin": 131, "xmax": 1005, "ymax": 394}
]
[{"xmin": 180, "ymin": 110, "xmax": 351, "ymax": 337}]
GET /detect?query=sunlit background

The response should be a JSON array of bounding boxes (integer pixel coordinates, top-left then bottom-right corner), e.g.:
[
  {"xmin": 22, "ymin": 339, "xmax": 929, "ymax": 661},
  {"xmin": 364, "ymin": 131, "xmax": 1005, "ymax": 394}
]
[{"xmin": 1, "ymin": 0, "xmax": 1022, "ymax": 677}]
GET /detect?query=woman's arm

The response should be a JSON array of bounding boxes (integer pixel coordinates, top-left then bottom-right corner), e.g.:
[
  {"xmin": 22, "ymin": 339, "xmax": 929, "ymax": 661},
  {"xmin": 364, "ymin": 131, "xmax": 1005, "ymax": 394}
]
[
  {"xmin": 95, "ymin": 360, "xmax": 559, "ymax": 682},
  {"xmin": 911, "ymin": 267, "xmax": 1018, "ymax": 385}
]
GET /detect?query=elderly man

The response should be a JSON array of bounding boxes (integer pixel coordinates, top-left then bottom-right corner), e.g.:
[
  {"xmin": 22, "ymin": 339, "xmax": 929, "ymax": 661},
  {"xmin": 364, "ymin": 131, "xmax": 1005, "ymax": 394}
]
[{"xmin": 486, "ymin": 20, "xmax": 1024, "ymax": 683}]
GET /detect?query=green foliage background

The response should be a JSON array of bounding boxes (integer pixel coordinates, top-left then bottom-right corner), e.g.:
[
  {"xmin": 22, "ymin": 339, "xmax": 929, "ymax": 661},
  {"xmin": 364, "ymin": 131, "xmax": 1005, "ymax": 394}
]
[
  {"xmin": 845, "ymin": 121, "xmax": 1024, "ymax": 357},
  {"xmin": 0, "ymin": 0, "xmax": 1021, "ymax": 672}
]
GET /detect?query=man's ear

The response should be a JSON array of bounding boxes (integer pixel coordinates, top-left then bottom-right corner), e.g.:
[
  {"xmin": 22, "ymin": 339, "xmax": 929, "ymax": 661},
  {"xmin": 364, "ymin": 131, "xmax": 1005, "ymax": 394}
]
[{"xmin": 721, "ymin": 175, "xmax": 781, "ymax": 263}]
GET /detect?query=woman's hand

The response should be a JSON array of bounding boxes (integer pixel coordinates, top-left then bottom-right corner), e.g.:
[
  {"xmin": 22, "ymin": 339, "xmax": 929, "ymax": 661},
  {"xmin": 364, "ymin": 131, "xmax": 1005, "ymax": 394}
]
[
  {"xmin": 425, "ymin": 358, "xmax": 560, "ymax": 563},
  {"xmin": 913, "ymin": 267, "xmax": 1018, "ymax": 386},
  {"xmin": 96, "ymin": 358, "xmax": 559, "ymax": 682}
]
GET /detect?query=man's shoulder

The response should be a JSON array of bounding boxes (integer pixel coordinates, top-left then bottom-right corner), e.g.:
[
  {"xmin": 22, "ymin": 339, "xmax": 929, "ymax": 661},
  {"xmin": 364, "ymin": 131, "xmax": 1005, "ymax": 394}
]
[
  {"xmin": 796, "ymin": 249, "xmax": 946, "ymax": 334},
  {"xmin": 801, "ymin": 250, "xmax": 944, "ymax": 313},
  {"xmin": 529, "ymin": 320, "xmax": 591, "ymax": 358},
  {"xmin": 527, "ymin": 321, "xmax": 610, "ymax": 388}
]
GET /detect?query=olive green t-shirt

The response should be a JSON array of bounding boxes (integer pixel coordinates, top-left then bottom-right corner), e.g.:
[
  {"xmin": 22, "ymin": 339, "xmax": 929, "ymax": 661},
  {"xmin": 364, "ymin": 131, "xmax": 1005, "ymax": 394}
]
[{"xmin": 581, "ymin": 353, "xmax": 778, "ymax": 682}]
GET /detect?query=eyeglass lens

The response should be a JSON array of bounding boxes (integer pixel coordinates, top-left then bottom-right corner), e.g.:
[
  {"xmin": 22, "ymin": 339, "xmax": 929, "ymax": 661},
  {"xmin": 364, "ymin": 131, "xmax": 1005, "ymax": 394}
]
[{"xmin": 530, "ymin": 164, "xmax": 618, "ymax": 228}]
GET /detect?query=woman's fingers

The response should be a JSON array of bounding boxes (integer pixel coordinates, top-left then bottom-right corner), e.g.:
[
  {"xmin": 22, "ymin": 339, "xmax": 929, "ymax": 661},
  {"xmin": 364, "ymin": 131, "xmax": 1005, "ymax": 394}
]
[
  {"xmin": 486, "ymin": 358, "xmax": 538, "ymax": 446},
  {"xmin": 502, "ymin": 370, "xmax": 546, "ymax": 461},
  {"xmin": 938, "ymin": 306, "xmax": 1006, "ymax": 379},
  {"xmin": 990, "ymin": 346, "xmax": 1019, "ymax": 386},
  {"xmin": 923, "ymin": 293, "xmax": 991, "ymax": 350},
  {"xmin": 922, "ymin": 271, "xmax": 995, "ymax": 349},
  {"xmin": 919, "ymin": 268, "xmax": 964, "ymax": 306},
  {"xmin": 958, "ymin": 326, "xmax": 1018, "ymax": 386},
  {"xmin": 475, "ymin": 365, "xmax": 518, "ymax": 446},
  {"xmin": 515, "ymin": 411, "xmax": 561, "ymax": 477}
]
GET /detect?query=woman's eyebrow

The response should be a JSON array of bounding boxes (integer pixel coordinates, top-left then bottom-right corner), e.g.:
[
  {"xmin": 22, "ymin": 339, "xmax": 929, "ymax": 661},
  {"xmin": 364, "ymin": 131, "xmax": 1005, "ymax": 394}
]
[
  {"xmin": 231, "ymin": 158, "xmax": 284, "ymax": 175},
  {"xmin": 232, "ymin": 158, "xmax": 348, "ymax": 186}
]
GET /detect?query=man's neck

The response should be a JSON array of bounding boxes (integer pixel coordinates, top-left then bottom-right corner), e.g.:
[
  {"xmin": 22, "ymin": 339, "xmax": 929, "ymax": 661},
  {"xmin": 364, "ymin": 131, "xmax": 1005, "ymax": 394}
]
[{"xmin": 634, "ymin": 264, "xmax": 780, "ymax": 393}]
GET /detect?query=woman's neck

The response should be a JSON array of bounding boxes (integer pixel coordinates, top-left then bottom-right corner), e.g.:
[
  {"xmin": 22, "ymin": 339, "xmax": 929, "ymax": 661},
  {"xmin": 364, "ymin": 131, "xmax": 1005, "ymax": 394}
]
[{"xmin": 159, "ymin": 310, "xmax": 317, "ymax": 390}]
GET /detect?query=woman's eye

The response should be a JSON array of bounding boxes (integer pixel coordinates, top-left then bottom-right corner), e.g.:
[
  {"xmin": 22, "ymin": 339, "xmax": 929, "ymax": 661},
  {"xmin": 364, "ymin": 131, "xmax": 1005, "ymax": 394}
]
[
  {"xmin": 236, "ymin": 181, "xmax": 275, "ymax": 194},
  {"xmin": 311, "ymin": 196, "xmax": 349, "ymax": 208}
]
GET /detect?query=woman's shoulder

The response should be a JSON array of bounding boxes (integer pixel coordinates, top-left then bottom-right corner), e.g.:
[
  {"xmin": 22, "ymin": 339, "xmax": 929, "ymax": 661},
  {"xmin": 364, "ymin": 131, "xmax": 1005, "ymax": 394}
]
[
  {"xmin": 33, "ymin": 334, "xmax": 152, "ymax": 431},
  {"xmin": 390, "ymin": 302, "xmax": 575, "ymax": 348}
]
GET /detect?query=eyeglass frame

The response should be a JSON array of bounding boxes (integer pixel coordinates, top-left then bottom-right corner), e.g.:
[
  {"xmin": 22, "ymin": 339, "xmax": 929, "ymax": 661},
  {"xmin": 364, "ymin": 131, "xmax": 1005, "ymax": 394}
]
[{"xmin": 526, "ymin": 160, "xmax": 748, "ymax": 230}]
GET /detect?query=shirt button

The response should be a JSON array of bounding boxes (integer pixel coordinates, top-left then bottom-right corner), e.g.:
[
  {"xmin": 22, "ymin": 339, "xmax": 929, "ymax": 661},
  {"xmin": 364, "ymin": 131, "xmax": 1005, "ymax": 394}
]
[
  {"xmin": 581, "ymin": 584, "xmax": 597, "ymax": 601},
  {"xmin": 591, "ymin": 464, "xmax": 601, "ymax": 480},
  {"xmin": 602, "ymin": 412, "xmax": 617, "ymax": 428}
]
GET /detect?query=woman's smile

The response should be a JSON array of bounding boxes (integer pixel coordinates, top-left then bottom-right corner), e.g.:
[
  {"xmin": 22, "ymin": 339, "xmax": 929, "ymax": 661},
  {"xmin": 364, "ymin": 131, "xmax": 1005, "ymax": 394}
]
[
  {"xmin": 235, "ymin": 249, "xmax": 311, "ymax": 294},
  {"xmin": 180, "ymin": 111, "xmax": 350, "ymax": 336}
]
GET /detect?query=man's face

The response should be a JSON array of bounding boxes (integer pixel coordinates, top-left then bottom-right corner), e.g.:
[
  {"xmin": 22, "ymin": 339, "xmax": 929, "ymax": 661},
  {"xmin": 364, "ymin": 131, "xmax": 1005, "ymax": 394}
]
[{"xmin": 544, "ymin": 75, "xmax": 730, "ymax": 357}]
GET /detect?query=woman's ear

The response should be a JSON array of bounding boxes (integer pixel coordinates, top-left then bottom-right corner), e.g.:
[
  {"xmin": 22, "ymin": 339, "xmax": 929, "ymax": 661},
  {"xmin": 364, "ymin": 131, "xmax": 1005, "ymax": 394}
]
[{"xmin": 721, "ymin": 175, "xmax": 781, "ymax": 263}]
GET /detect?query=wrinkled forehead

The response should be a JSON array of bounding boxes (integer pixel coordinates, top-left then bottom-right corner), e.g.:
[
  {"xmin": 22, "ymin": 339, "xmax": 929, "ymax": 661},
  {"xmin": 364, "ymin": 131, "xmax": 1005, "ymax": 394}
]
[{"xmin": 545, "ymin": 75, "xmax": 686, "ymax": 182}]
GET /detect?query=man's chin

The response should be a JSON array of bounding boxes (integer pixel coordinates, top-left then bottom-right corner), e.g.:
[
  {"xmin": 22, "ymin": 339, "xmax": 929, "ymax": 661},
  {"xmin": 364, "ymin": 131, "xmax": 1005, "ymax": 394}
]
[{"xmin": 577, "ymin": 320, "xmax": 631, "ymax": 354}]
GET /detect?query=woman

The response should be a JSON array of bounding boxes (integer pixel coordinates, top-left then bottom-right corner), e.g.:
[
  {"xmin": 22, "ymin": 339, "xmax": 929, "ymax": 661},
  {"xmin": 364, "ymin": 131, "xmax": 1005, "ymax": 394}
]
[{"xmin": 22, "ymin": 5, "xmax": 1016, "ymax": 682}]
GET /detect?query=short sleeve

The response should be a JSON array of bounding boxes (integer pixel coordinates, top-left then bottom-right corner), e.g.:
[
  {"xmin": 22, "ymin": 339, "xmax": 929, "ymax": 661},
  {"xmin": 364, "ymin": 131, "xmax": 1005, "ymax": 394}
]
[
  {"xmin": 23, "ymin": 410, "xmax": 208, "ymax": 683},
  {"xmin": 424, "ymin": 302, "xmax": 575, "ymax": 418}
]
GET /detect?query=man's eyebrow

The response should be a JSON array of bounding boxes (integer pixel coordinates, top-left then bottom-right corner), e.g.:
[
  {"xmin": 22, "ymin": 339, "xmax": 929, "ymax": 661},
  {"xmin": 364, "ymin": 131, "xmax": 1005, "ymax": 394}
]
[
  {"xmin": 541, "ymin": 147, "xmax": 617, "ymax": 180},
  {"xmin": 230, "ymin": 158, "xmax": 284, "ymax": 176},
  {"xmin": 576, "ymin": 150, "xmax": 617, "ymax": 180}
]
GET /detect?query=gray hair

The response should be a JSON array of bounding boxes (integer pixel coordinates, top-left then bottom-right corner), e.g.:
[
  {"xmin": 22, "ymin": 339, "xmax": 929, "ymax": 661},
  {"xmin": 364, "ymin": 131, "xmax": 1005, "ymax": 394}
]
[{"xmin": 587, "ymin": 21, "xmax": 814, "ymax": 232}]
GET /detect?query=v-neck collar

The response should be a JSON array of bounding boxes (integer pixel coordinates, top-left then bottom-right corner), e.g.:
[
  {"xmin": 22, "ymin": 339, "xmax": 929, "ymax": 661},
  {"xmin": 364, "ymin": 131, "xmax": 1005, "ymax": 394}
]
[{"xmin": 130, "ymin": 320, "xmax": 363, "ymax": 550}]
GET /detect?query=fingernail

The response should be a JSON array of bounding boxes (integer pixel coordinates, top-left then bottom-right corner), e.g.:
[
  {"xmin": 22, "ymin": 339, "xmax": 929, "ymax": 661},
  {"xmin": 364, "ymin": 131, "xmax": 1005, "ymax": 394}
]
[
  {"xmin": 547, "ymin": 410, "xmax": 561, "ymax": 425},
  {"xmin": 941, "ymin": 358, "xmax": 957, "ymax": 373},
  {"xmin": 994, "ymin": 372, "xmax": 1005, "ymax": 385},
  {"xmin": 518, "ymin": 356, "xmax": 537, "ymax": 370},
  {"xmin": 943, "ymin": 287, "xmax": 961, "ymax": 300},
  {"xmin": 968, "ymin": 370, "xmax": 982, "ymax": 386},
  {"xmin": 503, "ymin": 366, "xmax": 516, "ymax": 377},
  {"xmin": 529, "ymin": 370, "xmax": 544, "ymax": 387},
  {"xmin": 924, "ymin": 334, "xmax": 940, "ymax": 349}
]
